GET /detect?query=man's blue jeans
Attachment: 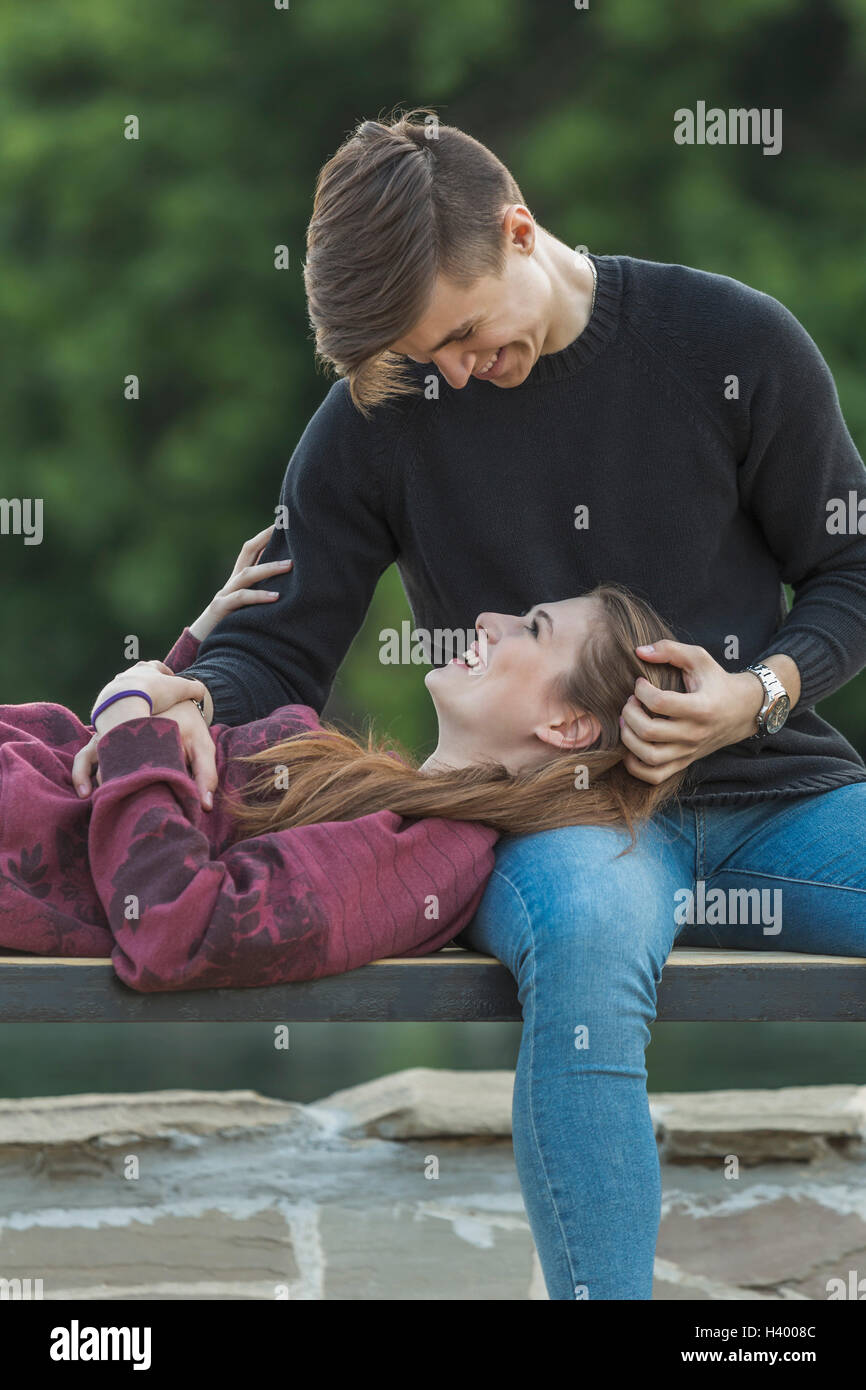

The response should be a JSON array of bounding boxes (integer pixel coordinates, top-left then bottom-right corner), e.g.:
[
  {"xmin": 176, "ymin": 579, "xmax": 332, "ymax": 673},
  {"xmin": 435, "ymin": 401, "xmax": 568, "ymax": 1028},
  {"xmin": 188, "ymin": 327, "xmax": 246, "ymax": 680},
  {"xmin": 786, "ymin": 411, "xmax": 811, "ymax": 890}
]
[{"xmin": 457, "ymin": 783, "xmax": 866, "ymax": 1300}]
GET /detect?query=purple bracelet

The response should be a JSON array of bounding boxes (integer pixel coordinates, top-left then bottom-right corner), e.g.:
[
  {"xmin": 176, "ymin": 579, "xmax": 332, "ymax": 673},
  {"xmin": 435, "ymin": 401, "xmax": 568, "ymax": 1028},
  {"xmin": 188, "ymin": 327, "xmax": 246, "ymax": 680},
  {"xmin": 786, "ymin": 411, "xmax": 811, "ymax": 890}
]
[{"xmin": 90, "ymin": 689, "xmax": 154, "ymax": 726}]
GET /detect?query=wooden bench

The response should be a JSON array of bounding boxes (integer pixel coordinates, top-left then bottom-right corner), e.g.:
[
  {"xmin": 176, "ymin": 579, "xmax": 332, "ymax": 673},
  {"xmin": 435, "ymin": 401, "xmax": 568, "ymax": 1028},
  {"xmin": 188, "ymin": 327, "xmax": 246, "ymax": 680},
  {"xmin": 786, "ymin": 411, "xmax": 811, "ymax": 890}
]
[{"xmin": 1, "ymin": 947, "xmax": 865, "ymax": 1022}]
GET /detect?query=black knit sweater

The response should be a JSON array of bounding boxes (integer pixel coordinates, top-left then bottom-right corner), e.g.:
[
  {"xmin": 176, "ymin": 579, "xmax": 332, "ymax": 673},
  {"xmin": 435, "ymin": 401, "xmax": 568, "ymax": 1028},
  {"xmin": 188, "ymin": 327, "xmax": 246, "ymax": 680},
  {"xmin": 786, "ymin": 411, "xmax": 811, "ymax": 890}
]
[{"xmin": 178, "ymin": 253, "xmax": 866, "ymax": 804}]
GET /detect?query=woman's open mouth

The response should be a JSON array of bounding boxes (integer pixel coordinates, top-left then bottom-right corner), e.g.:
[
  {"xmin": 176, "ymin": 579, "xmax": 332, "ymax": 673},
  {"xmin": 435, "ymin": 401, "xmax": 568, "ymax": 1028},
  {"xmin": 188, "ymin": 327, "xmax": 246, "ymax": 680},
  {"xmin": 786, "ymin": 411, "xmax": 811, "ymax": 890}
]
[
  {"xmin": 450, "ymin": 640, "xmax": 488, "ymax": 672},
  {"xmin": 473, "ymin": 347, "xmax": 506, "ymax": 380}
]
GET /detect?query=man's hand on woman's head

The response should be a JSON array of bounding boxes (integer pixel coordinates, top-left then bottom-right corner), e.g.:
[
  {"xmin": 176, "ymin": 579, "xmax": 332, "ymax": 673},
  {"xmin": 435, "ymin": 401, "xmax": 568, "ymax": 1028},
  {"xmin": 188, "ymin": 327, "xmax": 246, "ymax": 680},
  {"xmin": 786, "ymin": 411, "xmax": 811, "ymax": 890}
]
[
  {"xmin": 618, "ymin": 639, "xmax": 771, "ymax": 785},
  {"xmin": 188, "ymin": 523, "xmax": 293, "ymax": 642}
]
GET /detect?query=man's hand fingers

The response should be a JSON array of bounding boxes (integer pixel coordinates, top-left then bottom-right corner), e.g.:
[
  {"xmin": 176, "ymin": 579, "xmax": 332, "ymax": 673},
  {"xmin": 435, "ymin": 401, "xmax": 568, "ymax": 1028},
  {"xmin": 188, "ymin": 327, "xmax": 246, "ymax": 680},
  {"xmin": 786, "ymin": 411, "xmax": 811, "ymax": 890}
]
[
  {"xmin": 631, "ymin": 678, "xmax": 696, "ymax": 718},
  {"xmin": 621, "ymin": 696, "xmax": 692, "ymax": 744},
  {"xmin": 619, "ymin": 718, "xmax": 691, "ymax": 769},
  {"xmin": 635, "ymin": 639, "xmax": 709, "ymax": 670},
  {"xmin": 622, "ymin": 749, "xmax": 689, "ymax": 785}
]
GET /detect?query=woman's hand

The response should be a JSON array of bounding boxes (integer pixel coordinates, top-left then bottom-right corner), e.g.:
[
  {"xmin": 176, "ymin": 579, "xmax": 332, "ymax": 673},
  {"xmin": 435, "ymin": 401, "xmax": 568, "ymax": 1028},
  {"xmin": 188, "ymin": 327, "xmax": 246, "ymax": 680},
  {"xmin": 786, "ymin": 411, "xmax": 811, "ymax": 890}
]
[
  {"xmin": 74, "ymin": 688, "xmax": 218, "ymax": 806},
  {"xmin": 73, "ymin": 522, "xmax": 295, "ymax": 803},
  {"xmin": 74, "ymin": 662, "xmax": 210, "ymax": 798},
  {"xmin": 91, "ymin": 661, "xmax": 208, "ymax": 730},
  {"xmin": 144, "ymin": 696, "xmax": 219, "ymax": 809},
  {"xmin": 188, "ymin": 524, "xmax": 293, "ymax": 641}
]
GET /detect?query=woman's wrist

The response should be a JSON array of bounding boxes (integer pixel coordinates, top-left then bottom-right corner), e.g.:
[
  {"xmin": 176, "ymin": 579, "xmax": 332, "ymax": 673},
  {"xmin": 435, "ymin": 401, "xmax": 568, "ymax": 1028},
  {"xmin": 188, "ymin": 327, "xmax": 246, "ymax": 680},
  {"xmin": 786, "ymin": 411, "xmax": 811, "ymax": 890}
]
[
  {"xmin": 188, "ymin": 611, "xmax": 213, "ymax": 642},
  {"xmin": 93, "ymin": 694, "xmax": 152, "ymax": 734},
  {"xmin": 91, "ymin": 680, "xmax": 155, "ymax": 732}
]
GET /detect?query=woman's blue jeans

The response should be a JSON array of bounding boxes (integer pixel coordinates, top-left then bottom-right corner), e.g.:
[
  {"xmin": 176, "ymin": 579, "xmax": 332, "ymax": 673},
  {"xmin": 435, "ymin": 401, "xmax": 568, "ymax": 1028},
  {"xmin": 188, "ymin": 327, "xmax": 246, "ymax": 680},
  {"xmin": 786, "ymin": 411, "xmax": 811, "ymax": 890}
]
[{"xmin": 457, "ymin": 783, "xmax": 866, "ymax": 1300}]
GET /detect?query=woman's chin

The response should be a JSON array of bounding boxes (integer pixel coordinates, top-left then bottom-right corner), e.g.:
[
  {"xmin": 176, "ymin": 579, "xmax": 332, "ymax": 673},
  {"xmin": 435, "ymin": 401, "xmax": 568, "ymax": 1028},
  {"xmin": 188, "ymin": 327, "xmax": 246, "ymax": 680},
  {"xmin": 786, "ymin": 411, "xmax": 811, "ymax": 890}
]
[{"xmin": 425, "ymin": 663, "xmax": 460, "ymax": 690}]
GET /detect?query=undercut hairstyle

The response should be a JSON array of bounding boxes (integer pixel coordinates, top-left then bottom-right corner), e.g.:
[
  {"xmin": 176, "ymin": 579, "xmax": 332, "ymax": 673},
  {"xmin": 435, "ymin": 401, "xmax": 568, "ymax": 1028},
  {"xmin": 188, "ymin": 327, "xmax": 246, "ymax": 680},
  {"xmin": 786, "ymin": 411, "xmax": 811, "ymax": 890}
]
[{"xmin": 304, "ymin": 108, "xmax": 524, "ymax": 415}]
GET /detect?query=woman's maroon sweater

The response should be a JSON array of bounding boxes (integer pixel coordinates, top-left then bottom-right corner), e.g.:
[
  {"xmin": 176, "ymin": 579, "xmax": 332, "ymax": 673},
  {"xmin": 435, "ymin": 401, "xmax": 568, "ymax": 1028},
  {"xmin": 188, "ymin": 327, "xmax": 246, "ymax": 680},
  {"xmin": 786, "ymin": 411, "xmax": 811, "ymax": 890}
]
[{"xmin": 0, "ymin": 629, "xmax": 499, "ymax": 992}]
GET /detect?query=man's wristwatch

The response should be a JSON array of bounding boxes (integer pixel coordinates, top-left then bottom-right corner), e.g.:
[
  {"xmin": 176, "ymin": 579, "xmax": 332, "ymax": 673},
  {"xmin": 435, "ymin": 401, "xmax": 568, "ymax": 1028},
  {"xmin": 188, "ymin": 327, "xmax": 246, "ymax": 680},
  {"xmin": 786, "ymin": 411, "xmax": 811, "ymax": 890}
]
[{"xmin": 744, "ymin": 663, "xmax": 791, "ymax": 738}]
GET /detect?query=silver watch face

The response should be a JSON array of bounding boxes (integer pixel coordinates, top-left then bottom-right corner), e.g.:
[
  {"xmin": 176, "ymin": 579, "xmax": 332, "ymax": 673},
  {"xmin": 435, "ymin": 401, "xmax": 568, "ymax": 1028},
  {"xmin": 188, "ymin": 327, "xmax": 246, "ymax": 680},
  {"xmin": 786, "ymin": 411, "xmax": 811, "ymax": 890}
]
[{"xmin": 765, "ymin": 695, "xmax": 791, "ymax": 734}]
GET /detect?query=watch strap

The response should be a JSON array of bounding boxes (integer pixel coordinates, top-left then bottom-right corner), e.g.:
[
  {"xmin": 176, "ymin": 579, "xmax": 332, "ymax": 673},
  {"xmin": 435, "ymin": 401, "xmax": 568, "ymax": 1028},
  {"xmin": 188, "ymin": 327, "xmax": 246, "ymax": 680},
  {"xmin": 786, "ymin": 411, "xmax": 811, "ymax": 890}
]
[{"xmin": 745, "ymin": 663, "xmax": 788, "ymax": 738}]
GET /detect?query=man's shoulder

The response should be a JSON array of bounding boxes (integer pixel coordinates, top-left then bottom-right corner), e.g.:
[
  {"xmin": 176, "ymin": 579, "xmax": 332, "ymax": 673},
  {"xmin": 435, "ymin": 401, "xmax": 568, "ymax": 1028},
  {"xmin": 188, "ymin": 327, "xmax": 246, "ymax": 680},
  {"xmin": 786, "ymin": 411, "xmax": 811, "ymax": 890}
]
[
  {"xmin": 314, "ymin": 366, "xmax": 430, "ymax": 428},
  {"xmin": 285, "ymin": 370, "xmax": 427, "ymax": 502},
  {"xmin": 614, "ymin": 253, "xmax": 816, "ymax": 370}
]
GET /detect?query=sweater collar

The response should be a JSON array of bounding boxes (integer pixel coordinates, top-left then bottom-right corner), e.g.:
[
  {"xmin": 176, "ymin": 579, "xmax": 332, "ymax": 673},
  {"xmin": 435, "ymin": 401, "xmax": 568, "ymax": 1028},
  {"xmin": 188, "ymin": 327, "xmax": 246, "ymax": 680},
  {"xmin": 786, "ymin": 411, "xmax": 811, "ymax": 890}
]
[{"xmin": 522, "ymin": 253, "xmax": 623, "ymax": 385}]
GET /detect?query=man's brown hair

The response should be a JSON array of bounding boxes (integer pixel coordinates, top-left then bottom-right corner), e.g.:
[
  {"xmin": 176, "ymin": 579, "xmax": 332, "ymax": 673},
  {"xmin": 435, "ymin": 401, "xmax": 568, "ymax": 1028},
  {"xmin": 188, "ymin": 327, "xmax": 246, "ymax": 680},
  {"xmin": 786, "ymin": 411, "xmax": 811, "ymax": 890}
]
[{"xmin": 304, "ymin": 108, "xmax": 524, "ymax": 415}]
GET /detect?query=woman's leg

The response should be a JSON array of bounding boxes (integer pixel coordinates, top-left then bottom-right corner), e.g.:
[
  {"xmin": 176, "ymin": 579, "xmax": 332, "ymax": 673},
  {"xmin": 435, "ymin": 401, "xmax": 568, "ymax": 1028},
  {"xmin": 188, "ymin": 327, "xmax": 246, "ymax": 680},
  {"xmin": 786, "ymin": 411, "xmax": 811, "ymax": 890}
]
[{"xmin": 459, "ymin": 817, "xmax": 693, "ymax": 1300}]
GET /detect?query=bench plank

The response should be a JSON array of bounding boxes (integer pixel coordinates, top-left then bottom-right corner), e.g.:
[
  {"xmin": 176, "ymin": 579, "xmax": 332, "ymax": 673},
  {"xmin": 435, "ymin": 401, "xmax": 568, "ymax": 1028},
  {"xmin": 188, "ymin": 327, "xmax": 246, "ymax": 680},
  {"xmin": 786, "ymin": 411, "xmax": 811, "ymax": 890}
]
[{"xmin": 0, "ymin": 947, "xmax": 865, "ymax": 1023}]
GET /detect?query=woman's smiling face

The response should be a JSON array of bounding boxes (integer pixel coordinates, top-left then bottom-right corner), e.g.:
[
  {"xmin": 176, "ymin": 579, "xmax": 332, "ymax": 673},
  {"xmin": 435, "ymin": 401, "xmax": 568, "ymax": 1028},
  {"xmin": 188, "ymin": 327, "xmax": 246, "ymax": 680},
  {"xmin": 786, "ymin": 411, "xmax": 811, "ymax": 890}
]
[{"xmin": 424, "ymin": 595, "xmax": 605, "ymax": 772}]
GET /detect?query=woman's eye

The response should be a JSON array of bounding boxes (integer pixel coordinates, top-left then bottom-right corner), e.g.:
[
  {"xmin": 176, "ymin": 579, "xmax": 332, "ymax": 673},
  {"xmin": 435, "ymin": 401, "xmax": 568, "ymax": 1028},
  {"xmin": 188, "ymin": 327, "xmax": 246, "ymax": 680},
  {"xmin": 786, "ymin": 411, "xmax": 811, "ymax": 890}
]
[
  {"xmin": 458, "ymin": 326, "xmax": 476, "ymax": 341},
  {"xmin": 525, "ymin": 619, "xmax": 540, "ymax": 638}
]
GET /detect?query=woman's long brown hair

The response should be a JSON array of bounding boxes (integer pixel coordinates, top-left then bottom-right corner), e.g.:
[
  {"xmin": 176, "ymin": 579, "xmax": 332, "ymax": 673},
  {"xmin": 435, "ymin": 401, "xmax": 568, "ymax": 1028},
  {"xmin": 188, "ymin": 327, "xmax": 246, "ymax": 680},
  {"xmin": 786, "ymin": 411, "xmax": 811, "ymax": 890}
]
[{"xmin": 225, "ymin": 585, "xmax": 687, "ymax": 849}]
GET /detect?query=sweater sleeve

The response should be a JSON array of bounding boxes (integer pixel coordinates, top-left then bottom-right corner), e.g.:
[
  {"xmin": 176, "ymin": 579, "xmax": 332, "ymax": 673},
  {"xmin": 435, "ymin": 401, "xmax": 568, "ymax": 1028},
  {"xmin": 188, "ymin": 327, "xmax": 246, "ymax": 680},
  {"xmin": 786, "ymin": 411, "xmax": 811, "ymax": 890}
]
[
  {"xmin": 737, "ymin": 294, "xmax": 866, "ymax": 709},
  {"xmin": 171, "ymin": 379, "xmax": 403, "ymax": 726},
  {"xmin": 87, "ymin": 717, "xmax": 499, "ymax": 993},
  {"xmin": 162, "ymin": 627, "xmax": 201, "ymax": 674}
]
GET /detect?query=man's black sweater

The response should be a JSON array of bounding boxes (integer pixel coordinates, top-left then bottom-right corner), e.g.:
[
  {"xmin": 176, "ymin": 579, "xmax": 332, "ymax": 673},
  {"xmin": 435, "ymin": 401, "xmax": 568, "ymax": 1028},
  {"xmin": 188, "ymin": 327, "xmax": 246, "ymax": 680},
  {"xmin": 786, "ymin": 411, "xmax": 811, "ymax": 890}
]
[{"xmin": 178, "ymin": 254, "xmax": 866, "ymax": 803}]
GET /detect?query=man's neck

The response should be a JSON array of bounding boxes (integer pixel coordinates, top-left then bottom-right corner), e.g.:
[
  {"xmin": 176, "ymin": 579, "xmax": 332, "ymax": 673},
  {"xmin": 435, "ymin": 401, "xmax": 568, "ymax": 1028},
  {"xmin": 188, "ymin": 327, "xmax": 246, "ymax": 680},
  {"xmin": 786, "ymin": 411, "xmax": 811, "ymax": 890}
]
[{"xmin": 534, "ymin": 227, "xmax": 596, "ymax": 355}]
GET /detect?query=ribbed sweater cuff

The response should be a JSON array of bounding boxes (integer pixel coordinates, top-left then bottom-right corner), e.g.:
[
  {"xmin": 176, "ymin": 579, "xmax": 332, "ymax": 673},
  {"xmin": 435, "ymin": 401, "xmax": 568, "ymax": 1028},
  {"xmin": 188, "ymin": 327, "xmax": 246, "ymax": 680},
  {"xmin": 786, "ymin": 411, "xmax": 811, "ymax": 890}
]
[
  {"xmin": 753, "ymin": 629, "xmax": 837, "ymax": 709},
  {"xmin": 172, "ymin": 665, "xmax": 251, "ymax": 728}
]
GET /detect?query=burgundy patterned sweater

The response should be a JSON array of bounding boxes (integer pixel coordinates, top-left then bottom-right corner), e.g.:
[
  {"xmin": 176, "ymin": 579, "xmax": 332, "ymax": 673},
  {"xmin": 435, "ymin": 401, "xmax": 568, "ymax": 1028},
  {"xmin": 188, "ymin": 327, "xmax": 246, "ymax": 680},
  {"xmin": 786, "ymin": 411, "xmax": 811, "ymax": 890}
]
[{"xmin": 0, "ymin": 629, "xmax": 499, "ymax": 992}]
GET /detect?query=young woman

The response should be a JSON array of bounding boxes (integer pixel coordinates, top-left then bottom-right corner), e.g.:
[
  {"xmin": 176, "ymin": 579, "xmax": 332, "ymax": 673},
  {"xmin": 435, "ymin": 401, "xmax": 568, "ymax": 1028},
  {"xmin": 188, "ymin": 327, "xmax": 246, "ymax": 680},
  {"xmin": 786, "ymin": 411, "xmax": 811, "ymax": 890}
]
[{"xmin": 0, "ymin": 527, "xmax": 684, "ymax": 993}]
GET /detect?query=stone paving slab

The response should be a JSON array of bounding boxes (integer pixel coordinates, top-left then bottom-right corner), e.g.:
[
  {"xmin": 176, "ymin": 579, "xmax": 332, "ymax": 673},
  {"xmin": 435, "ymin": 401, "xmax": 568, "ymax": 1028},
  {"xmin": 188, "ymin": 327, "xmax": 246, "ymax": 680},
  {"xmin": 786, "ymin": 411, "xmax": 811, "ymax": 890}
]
[
  {"xmin": 1, "ymin": 1074, "xmax": 864, "ymax": 1299},
  {"xmin": 651, "ymin": 1084, "xmax": 866, "ymax": 1163}
]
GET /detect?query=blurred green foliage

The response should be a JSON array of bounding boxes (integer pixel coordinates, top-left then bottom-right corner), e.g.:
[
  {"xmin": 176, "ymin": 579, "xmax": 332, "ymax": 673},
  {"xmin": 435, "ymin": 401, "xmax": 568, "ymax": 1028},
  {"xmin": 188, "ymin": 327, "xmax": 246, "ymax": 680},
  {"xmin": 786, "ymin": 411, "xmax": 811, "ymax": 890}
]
[{"xmin": 1, "ymin": 1, "xmax": 865, "ymax": 1098}]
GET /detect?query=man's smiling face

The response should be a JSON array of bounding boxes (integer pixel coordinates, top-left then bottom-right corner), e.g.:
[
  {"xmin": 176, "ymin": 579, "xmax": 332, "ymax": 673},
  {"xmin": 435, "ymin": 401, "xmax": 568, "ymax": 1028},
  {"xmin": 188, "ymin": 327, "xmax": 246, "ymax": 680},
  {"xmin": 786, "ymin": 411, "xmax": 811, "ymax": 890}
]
[{"xmin": 388, "ymin": 205, "xmax": 553, "ymax": 391}]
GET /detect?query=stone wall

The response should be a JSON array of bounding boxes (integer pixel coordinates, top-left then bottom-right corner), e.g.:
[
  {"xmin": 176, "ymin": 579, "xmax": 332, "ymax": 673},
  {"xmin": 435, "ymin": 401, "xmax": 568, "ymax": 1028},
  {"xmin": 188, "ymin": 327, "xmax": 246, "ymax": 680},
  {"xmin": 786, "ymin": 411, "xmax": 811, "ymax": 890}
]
[{"xmin": 0, "ymin": 1070, "xmax": 865, "ymax": 1300}]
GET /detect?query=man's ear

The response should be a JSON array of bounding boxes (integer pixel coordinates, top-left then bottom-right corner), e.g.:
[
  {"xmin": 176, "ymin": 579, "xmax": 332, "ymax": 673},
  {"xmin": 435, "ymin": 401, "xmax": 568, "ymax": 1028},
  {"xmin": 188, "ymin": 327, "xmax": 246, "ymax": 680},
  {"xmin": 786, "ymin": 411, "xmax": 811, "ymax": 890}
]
[
  {"xmin": 503, "ymin": 204, "xmax": 535, "ymax": 253},
  {"xmin": 534, "ymin": 708, "xmax": 602, "ymax": 753}
]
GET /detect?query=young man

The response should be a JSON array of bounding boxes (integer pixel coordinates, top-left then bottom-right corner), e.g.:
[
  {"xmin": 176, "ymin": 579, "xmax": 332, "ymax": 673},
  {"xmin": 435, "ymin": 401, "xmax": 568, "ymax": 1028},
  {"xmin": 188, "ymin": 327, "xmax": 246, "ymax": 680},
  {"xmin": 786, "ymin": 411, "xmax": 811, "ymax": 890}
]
[{"xmin": 74, "ymin": 113, "xmax": 866, "ymax": 1299}]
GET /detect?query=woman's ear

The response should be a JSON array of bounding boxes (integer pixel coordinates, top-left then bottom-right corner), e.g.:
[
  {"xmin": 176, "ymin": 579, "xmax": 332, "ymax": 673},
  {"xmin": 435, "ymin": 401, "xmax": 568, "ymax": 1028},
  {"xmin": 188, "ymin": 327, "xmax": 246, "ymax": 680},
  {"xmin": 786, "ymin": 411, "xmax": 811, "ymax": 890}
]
[{"xmin": 534, "ymin": 709, "xmax": 602, "ymax": 753}]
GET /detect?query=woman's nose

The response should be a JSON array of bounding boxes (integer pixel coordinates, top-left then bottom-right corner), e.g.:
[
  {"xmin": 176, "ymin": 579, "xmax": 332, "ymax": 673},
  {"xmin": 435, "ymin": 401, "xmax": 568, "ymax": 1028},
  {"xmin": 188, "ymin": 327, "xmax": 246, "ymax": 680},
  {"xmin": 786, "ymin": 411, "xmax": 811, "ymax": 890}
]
[
  {"xmin": 477, "ymin": 611, "xmax": 527, "ymax": 635},
  {"xmin": 476, "ymin": 613, "xmax": 511, "ymax": 650}
]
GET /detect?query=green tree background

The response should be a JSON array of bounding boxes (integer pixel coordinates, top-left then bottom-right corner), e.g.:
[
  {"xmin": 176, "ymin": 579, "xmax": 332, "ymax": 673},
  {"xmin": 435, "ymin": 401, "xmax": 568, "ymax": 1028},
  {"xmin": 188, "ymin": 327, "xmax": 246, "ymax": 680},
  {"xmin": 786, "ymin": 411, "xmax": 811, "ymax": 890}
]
[{"xmin": 1, "ymin": 0, "xmax": 865, "ymax": 1098}]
